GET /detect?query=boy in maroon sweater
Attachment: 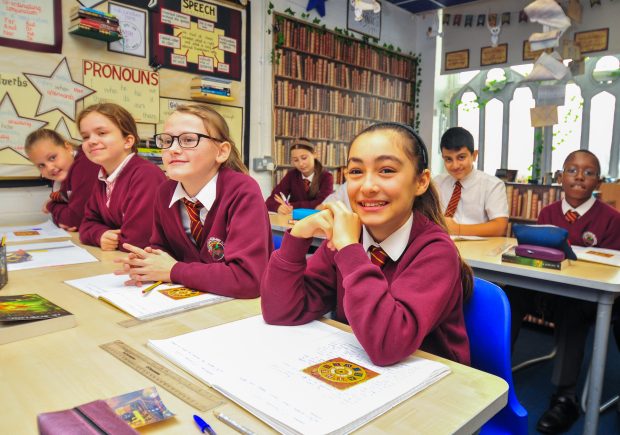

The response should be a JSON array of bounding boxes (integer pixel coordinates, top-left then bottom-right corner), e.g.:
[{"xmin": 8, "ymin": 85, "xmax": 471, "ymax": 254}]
[
  {"xmin": 116, "ymin": 105, "xmax": 272, "ymax": 299},
  {"xmin": 25, "ymin": 129, "xmax": 99, "ymax": 231},
  {"xmin": 508, "ymin": 150, "xmax": 620, "ymax": 434},
  {"xmin": 261, "ymin": 123, "xmax": 472, "ymax": 366}
]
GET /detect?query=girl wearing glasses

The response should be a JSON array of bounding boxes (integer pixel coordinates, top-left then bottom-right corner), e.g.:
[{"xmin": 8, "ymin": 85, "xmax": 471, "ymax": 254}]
[
  {"xmin": 78, "ymin": 103, "xmax": 166, "ymax": 251},
  {"xmin": 265, "ymin": 139, "xmax": 333, "ymax": 214},
  {"xmin": 115, "ymin": 104, "xmax": 272, "ymax": 298}
]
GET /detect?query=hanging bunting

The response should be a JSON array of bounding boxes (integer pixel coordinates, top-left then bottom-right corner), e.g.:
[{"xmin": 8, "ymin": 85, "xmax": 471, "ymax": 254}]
[
  {"xmin": 305, "ymin": 0, "xmax": 326, "ymax": 17},
  {"xmin": 502, "ymin": 12, "xmax": 511, "ymax": 25},
  {"xmin": 443, "ymin": 13, "xmax": 451, "ymax": 26},
  {"xmin": 589, "ymin": 0, "xmax": 601, "ymax": 6},
  {"xmin": 519, "ymin": 10, "xmax": 529, "ymax": 22},
  {"xmin": 488, "ymin": 13, "xmax": 497, "ymax": 27},
  {"xmin": 453, "ymin": 14, "xmax": 462, "ymax": 26},
  {"xmin": 477, "ymin": 14, "xmax": 486, "ymax": 26},
  {"xmin": 464, "ymin": 15, "xmax": 473, "ymax": 27}
]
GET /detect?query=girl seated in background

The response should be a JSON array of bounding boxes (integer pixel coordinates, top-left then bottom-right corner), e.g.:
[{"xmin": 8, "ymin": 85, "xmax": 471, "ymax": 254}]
[
  {"xmin": 78, "ymin": 103, "xmax": 166, "ymax": 251},
  {"xmin": 25, "ymin": 128, "xmax": 99, "ymax": 231},
  {"xmin": 261, "ymin": 122, "xmax": 472, "ymax": 366},
  {"xmin": 115, "ymin": 104, "xmax": 272, "ymax": 298},
  {"xmin": 265, "ymin": 138, "xmax": 333, "ymax": 214}
]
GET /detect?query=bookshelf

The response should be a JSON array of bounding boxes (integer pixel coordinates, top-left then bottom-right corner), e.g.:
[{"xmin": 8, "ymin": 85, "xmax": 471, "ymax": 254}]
[
  {"xmin": 505, "ymin": 182, "xmax": 564, "ymax": 236},
  {"xmin": 271, "ymin": 14, "xmax": 417, "ymax": 186}
]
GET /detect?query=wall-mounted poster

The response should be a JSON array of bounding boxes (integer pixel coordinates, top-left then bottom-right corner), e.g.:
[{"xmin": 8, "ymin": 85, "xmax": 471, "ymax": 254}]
[
  {"xmin": 0, "ymin": 94, "xmax": 48, "ymax": 157},
  {"xmin": 109, "ymin": 2, "xmax": 148, "ymax": 57},
  {"xmin": 150, "ymin": 0, "xmax": 242, "ymax": 80},
  {"xmin": 346, "ymin": 1, "xmax": 381, "ymax": 39},
  {"xmin": 82, "ymin": 60, "xmax": 160, "ymax": 123},
  {"xmin": 0, "ymin": 0, "xmax": 62, "ymax": 53},
  {"xmin": 574, "ymin": 28, "xmax": 609, "ymax": 54},
  {"xmin": 481, "ymin": 43, "xmax": 508, "ymax": 66},
  {"xmin": 445, "ymin": 49, "xmax": 469, "ymax": 71}
]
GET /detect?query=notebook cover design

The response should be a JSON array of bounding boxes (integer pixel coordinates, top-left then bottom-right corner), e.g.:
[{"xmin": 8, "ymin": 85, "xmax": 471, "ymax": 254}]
[{"xmin": 0, "ymin": 294, "xmax": 72, "ymax": 321}]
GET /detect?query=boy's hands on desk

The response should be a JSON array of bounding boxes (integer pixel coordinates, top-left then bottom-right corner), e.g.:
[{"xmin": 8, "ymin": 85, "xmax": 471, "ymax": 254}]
[
  {"xmin": 290, "ymin": 201, "xmax": 360, "ymax": 251},
  {"xmin": 100, "ymin": 229, "xmax": 121, "ymax": 251},
  {"xmin": 114, "ymin": 243, "xmax": 175, "ymax": 285}
]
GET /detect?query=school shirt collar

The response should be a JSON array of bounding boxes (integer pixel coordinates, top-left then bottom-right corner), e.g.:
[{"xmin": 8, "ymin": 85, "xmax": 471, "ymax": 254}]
[
  {"xmin": 169, "ymin": 173, "xmax": 218, "ymax": 211},
  {"xmin": 451, "ymin": 166, "xmax": 478, "ymax": 189},
  {"xmin": 302, "ymin": 173, "xmax": 314, "ymax": 182},
  {"xmin": 562, "ymin": 196, "xmax": 595, "ymax": 216},
  {"xmin": 361, "ymin": 212, "xmax": 413, "ymax": 262},
  {"xmin": 97, "ymin": 153, "xmax": 135, "ymax": 184}
]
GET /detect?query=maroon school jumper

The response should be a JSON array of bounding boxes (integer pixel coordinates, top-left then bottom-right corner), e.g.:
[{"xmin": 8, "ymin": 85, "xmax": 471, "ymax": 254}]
[
  {"xmin": 79, "ymin": 154, "xmax": 166, "ymax": 250},
  {"xmin": 261, "ymin": 211, "xmax": 470, "ymax": 367},
  {"xmin": 46, "ymin": 149, "xmax": 99, "ymax": 229},
  {"xmin": 265, "ymin": 169, "xmax": 333, "ymax": 212},
  {"xmin": 538, "ymin": 199, "xmax": 620, "ymax": 249},
  {"xmin": 150, "ymin": 167, "xmax": 273, "ymax": 299}
]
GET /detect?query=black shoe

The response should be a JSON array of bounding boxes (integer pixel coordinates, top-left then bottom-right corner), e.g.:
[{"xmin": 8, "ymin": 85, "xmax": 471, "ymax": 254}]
[{"xmin": 536, "ymin": 394, "xmax": 580, "ymax": 434}]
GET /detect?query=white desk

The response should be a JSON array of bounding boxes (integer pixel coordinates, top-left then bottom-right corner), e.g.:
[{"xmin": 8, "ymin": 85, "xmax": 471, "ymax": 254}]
[{"xmin": 456, "ymin": 237, "xmax": 620, "ymax": 435}]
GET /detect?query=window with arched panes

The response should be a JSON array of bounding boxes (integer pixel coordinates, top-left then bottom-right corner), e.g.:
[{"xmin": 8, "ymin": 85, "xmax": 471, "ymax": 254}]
[{"xmin": 445, "ymin": 55, "xmax": 620, "ymax": 179}]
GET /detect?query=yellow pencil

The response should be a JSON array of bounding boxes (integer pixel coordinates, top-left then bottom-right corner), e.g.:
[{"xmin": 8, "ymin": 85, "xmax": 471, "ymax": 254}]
[
  {"xmin": 1, "ymin": 236, "xmax": 5, "ymax": 247},
  {"xmin": 142, "ymin": 280, "xmax": 163, "ymax": 296}
]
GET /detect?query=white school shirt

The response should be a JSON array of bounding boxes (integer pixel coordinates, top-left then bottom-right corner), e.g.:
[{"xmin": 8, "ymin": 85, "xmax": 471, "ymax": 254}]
[
  {"xmin": 562, "ymin": 196, "xmax": 595, "ymax": 216},
  {"xmin": 322, "ymin": 181, "xmax": 351, "ymax": 210},
  {"xmin": 434, "ymin": 168, "xmax": 509, "ymax": 224},
  {"xmin": 169, "ymin": 173, "xmax": 218, "ymax": 237},
  {"xmin": 97, "ymin": 153, "xmax": 135, "ymax": 208},
  {"xmin": 361, "ymin": 213, "xmax": 413, "ymax": 262}
]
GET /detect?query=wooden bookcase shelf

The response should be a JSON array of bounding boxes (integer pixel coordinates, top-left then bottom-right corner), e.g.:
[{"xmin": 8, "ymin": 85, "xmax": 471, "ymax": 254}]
[
  {"xmin": 505, "ymin": 182, "xmax": 563, "ymax": 236},
  {"xmin": 272, "ymin": 13, "xmax": 417, "ymax": 187}
]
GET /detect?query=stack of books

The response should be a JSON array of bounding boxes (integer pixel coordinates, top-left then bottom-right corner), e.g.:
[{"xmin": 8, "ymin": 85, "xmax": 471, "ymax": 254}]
[
  {"xmin": 501, "ymin": 247, "xmax": 568, "ymax": 270},
  {"xmin": 69, "ymin": 6, "xmax": 122, "ymax": 42},
  {"xmin": 190, "ymin": 76, "xmax": 233, "ymax": 101}
]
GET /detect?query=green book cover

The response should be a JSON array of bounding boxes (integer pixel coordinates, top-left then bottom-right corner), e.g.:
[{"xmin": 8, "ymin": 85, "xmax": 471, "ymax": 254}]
[
  {"xmin": 0, "ymin": 294, "xmax": 72, "ymax": 322},
  {"xmin": 501, "ymin": 248, "xmax": 567, "ymax": 270}
]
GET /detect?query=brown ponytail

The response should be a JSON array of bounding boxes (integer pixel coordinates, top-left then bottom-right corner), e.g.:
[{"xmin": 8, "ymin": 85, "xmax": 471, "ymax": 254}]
[{"xmin": 351, "ymin": 123, "xmax": 473, "ymax": 300}]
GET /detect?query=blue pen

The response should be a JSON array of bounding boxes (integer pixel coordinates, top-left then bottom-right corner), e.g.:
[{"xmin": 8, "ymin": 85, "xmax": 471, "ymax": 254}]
[{"xmin": 193, "ymin": 414, "xmax": 216, "ymax": 435}]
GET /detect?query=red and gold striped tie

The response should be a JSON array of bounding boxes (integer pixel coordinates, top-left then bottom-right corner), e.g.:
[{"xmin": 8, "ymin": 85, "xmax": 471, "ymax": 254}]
[
  {"xmin": 444, "ymin": 181, "xmax": 462, "ymax": 218},
  {"xmin": 182, "ymin": 198, "xmax": 206, "ymax": 247},
  {"xmin": 369, "ymin": 245, "xmax": 389, "ymax": 268},
  {"xmin": 303, "ymin": 178, "xmax": 311, "ymax": 192},
  {"xmin": 565, "ymin": 210, "xmax": 580, "ymax": 223},
  {"xmin": 49, "ymin": 190, "xmax": 66, "ymax": 203}
]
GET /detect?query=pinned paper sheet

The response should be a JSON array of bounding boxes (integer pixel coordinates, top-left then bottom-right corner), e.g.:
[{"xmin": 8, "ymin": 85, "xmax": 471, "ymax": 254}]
[
  {"xmin": 526, "ymin": 51, "xmax": 570, "ymax": 81},
  {"xmin": 524, "ymin": 0, "xmax": 571, "ymax": 50},
  {"xmin": 531, "ymin": 105, "xmax": 558, "ymax": 127},
  {"xmin": 567, "ymin": 0, "xmax": 582, "ymax": 24}
]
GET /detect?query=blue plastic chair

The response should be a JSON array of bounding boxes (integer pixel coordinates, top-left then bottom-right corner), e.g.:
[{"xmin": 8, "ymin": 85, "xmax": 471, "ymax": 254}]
[
  {"xmin": 464, "ymin": 277, "xmax": 528, "ymax": 435},
  {"xmin": 272, "ymin": 234, "xmax": 283, "ymax": 250}
]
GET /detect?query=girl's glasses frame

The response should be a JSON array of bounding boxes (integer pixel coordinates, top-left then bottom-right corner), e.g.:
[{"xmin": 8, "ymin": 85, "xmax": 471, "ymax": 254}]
[{"xmin": 153, "ymin": 132, "xmax": 222, "ymax": 149}]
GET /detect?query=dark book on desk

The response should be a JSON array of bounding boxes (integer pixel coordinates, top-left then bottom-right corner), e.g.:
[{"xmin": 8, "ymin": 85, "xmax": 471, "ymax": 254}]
[
  {"xmin": 0, "ymin": 294, "xmax": 76, "ymax": 345},
  {"xmin": 501, "ymin": 248, "xmax": 568, "ymax": 270}
]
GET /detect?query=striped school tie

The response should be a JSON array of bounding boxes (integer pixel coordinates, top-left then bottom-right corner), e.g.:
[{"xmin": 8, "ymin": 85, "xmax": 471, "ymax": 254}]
[
  {"xmin": 182, "ymin": 198, "xmax": 206, "ymax": 247},
  {"xmin": 303, "ymin": 178, "xmax": 311, "ymax": 192},
  {"xmin": 369, "ymin": 245, "xmax": 389, "ymax": 268},
  {"xmin": 565, "ymin": 210, "xmax": 580, "ymax": 223},
  {"xmin": 444, "ymin": 181, "xmax": 462, "ymax": 218},
  {"xmin": 49, "ymin": 190, "xmax": 66, "ymax": 203}
]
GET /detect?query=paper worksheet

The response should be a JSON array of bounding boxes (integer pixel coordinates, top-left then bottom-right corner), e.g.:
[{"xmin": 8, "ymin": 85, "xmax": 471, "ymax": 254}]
[
  {"xmin": 65, "ymin": 273, "xmax": 231, "ymax": 320},
  {"xmin": 572, "ymin": 246, "xmax": 620, "ymax": 267},
  {"xmin": 6, "ymin": 241, "xmax": 98, "ymax": 271},
  {"xmin": 149, "ymin": 316, "xmax": 450, "ymax": 435},
  {"xmin": 1, "ymin": 220, "xmax": 70, "ymax": 243}
]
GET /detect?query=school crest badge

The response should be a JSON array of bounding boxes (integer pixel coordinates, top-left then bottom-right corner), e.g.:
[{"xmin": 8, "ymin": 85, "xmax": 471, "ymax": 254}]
[
  {"xmin": 581, "ymin": 231, "xmax": 598, "ymax": 247},
  {"xmin": 207, "ymin": 237, "xmax": 225, "ymax": 261}
]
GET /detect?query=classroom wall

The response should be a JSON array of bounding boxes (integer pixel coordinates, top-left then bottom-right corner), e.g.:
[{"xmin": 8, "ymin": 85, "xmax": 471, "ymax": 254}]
[{"xmin": 247, "ymin": 0, "xmax": 435, "ymax": 194}]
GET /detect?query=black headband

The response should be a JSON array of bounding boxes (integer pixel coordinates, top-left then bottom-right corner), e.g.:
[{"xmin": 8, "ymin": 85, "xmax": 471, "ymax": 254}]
[{"xmin": 365, "ymin": 122, "xmax": 429, "ymax": 170}]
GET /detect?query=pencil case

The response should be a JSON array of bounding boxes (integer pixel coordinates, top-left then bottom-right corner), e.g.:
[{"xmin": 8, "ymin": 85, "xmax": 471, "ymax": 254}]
[
  {"xmin": 37, "ymin": 399, "xmax": 138, "ymax": 435},
  {"xmin": 292, "ymin": 208, "xmax": 320, "ymax": 220},
  {"xmin": 512, "ymin": 224, "xmax": 577, "ymax": 260},
  {"xmin": 515, "ymin": 244, "xmax": 565, "ymax": 262}
]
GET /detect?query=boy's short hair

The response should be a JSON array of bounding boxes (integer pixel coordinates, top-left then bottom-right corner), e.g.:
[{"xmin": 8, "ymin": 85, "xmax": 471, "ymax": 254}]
[
  {"xmin": 440, "ymin": 127, "xmax": 475, "ymax": 153},
  {"xmin": 563, "ymin": 149, "xmax": 601, "ymax": 176}
]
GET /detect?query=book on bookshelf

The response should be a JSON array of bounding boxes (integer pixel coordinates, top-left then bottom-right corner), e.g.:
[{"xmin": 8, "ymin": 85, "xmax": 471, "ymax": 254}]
[
  {"xmin": 501, "ymin": 248, "xmax": 568, "ymax": 270},
  {"xmin": 149, "ymin": 315, "xmax": 449, "ymax": 435},
  {"xmin": 0, "ymin": 294, "xmax": 76, "ymax": 345}
]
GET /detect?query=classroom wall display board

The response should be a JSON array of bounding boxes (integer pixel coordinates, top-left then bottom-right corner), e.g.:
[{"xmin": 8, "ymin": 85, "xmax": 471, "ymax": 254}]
[
  {"xmin": 0, "ymin": 0, "xmax": 62, "ymax": 53},
  {"xmin": 158, "ymin": 97, "xmax": 244, "ymax": 156},
  {"xmin": 0, "ymin": 94, "xmax": 47, "ymax": 157},
  {"xmin": 272, "ymin": 13, "xmax": 416, "ymax": 186},
  {"xmin": 149, "ymin": 0, "xmax": 242, "ymax": 80},
  {"xmin": 83, "ymin": 59, "xmax": 160, "ymax": 123}
]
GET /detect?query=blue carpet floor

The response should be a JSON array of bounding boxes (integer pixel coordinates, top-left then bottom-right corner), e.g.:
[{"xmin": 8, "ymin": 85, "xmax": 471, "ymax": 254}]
[{"xmin": 512, "ymin": 325, "xmax": 620, "ymax": 434}]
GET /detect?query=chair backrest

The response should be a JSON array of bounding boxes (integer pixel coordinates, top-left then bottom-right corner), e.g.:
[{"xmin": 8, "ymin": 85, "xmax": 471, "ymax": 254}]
[
  {"xmin": 464, "ymin": 278, "xmax": 528, "ymax": 435},
  {"xmin": 272, "ymin": 234, "xmax": 283, "ymax": 250}
]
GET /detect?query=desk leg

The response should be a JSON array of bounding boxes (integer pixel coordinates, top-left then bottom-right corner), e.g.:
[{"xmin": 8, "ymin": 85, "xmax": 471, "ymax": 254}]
[{"xmin": 583, "ymin": 295, "xmax": 614, "ymax": 435}]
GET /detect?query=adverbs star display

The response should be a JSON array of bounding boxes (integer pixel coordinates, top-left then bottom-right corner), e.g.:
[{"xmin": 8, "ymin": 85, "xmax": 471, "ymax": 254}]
[{"xmin": 0, "ymin": 94, "xmax": 47, "ymax": 157}]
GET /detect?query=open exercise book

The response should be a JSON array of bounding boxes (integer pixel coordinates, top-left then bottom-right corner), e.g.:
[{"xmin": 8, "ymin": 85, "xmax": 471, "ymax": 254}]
[
  {"xmin": 149, "ymin": 316, "xmax": 450, "ymax": 435},
  {"xmin": 0, "ymin": 220, "xmax": 70, "ymax": 243},
  {"xmin": 65, "ymin": 273, "xmax": 231, "ymax": 320},
  {"xmin": 7, "ymin": 241, "xmax": 98, "ymax": 271},
  {"xmin": 572, "ymin": 246, "xmax": 620, "ymax": 267}
]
